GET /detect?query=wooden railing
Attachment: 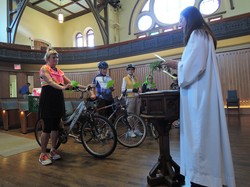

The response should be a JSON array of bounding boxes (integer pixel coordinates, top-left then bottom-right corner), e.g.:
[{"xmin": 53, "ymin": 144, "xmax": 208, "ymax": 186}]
[{"xmin": 0, "ymin": 13, "xmax": 249, "ymax": 65}]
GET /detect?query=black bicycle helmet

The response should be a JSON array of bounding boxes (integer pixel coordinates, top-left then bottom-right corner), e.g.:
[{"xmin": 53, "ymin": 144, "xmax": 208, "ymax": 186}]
[
  {"xmin": 98, "ymin": 61, "xmax": 109, "ymax": 69},
  {"xmin": 126, "ymin": 64, "xmax": 135, "ymax": 70}
]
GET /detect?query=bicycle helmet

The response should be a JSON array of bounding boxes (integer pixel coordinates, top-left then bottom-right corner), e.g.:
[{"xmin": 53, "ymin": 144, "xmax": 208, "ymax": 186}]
[
  {"xmin": 126, "ymin": 64, "xmax": 135, "ymax": 70},
  {"xmin": 98, "ymin": 61, "xmax": 109, "ymax": 69}
]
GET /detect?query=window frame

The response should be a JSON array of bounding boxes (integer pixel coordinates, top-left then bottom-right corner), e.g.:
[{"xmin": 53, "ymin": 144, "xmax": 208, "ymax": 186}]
[
  {"xmin": 133, "ymin": 0, "xmax": 223, "ymax": 38},
  {"xmin": 75, "ymin": 32, "xmax": 83, "ymax": 47},
  {"xmin": 86, "ymin": 29, "xmax": 94, "ymax": 47}
]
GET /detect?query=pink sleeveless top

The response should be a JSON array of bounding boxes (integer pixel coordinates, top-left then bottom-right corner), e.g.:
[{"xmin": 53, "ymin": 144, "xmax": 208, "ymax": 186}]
[{"xmin": 40, "ymin": 64, "xmax": 64, "ymax": 87}]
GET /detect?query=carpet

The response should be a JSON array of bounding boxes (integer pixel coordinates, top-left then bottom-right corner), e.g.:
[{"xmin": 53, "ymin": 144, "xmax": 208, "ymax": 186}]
[{"xmin": 0, "ymin": 132, "xmax": 39, "ymax": 157}]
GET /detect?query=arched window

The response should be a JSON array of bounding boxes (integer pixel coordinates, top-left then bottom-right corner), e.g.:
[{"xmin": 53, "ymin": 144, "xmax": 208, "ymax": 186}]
[
  {"xmin": 75, "ymin": 32, "xmax": 83, "ymax": 47},
  {"xmin": 134, "ymin": 0, "xmax": 221, "ymax": 37},
  {"xmin": 86, "ymin": 29, "xmax": 94, "ymax": 47}
]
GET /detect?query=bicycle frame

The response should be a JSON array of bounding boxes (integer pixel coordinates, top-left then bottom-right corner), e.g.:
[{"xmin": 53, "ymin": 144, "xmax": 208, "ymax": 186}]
[
  {"xmin": 84, "ymin": 89, "xmax": 147, "ymax": 148},
  {"xmin": 94, "ymin": 96, "xmax": 136, "ymax": 134},
  {"xmin": 63, "ymin": 101, "xmax": 86, "ymax": 133},
  {"xmin": 94, "ymin": 94, "xmax": 125, "ymax": 120}
]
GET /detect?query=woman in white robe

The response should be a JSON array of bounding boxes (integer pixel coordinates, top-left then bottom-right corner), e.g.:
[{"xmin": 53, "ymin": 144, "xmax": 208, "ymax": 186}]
[{"xmin": 163, "ymin": 6, "xmax": 235, "ymax": 187}]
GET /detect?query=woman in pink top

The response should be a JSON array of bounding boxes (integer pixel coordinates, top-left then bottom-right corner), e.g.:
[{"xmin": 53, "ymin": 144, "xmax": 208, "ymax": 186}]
[{"xmin": 38, "ymin": 48, "xmax": 90, "ymax": 166}]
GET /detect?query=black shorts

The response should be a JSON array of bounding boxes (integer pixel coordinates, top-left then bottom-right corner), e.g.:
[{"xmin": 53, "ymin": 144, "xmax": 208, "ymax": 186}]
[{"xmin": 42, "ymin": 117, "xmax": 61, "ymax": 133}]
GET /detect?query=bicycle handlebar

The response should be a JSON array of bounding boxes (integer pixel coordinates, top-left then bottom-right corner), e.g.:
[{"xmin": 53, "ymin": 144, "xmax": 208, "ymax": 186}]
[{"xmin": 72, "ymin": 86, "xmax": 96, "ymax": 100}]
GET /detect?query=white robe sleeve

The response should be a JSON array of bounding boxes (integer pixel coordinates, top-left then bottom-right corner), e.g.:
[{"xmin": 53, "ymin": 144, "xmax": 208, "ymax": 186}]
[{"xmin": 178, "ymin": 31, "xmax": 209, "ymax": 88}]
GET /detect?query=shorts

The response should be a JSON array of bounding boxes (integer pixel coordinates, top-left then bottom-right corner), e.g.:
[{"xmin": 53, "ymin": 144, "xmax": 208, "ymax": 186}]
[{"xmin": 42, "ymin": 117, "xmax": 61, "ymax": 133}]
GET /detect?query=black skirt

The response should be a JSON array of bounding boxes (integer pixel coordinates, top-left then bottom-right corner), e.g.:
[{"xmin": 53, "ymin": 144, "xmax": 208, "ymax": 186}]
[{"xmin": 39, "ymin": 85, "xmax": 65, "ymax": 118}]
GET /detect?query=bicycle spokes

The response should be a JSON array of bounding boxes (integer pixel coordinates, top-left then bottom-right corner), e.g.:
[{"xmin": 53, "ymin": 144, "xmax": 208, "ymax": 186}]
[
  {"xmin": 114, "ymin": 113, "xmax": 147, "ymax": 148},
  {"xmin": 80, "ymin": 115, "xmax": 117, "ymax": 158}
]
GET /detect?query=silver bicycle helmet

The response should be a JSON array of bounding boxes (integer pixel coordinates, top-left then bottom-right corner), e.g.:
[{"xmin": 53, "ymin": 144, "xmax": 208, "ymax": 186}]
[{"xmin": 126, "ymin": 64, "xmax": 135, "ymax": 70}]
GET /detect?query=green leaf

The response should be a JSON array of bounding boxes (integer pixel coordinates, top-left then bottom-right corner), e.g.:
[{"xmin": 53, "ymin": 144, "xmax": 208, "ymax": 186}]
[
  {"xmin": 106, "ymin": 80, "xmax": 115, "ymax": 88},
  {"xmin": 71, "ymin": 80, "xmax": 79, "ymax": 87},
  {"xmin": 149, "ymin": 61, "xmax": 163, "ymax": 72},
  {"xmin": 149, "ymin": 60, "xmax": 172, "ymax": 75},
  {"xmin": 133, "ymin": 82, "xmax": 141, "ymax": 88}
]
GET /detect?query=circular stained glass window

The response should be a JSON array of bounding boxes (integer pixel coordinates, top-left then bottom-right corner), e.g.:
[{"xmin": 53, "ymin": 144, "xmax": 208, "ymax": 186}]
[
  {"xmin": 199, "ymin": 0, "xmax": 220, "ymax": 15},
  {"xmin": 153, "ymin": 0, "xmax": 195, "ymax": 24},
  {"xmin": 138, "ymin": 15, "xmax": 153, "ymax": 31}
]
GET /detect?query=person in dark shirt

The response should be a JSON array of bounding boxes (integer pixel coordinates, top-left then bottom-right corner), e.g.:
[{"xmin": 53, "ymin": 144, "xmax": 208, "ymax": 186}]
[
  {"xmin": 141, "ymin": 74, "xmax": 157, "ymax": 93},
  {"xmin": 19, "ymin": 82, "xmax": 31, "ymax": 99}
]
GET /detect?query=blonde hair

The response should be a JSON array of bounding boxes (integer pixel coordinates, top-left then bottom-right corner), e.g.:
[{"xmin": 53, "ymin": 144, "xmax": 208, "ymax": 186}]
[{"xmin": 43, "ymin": 48, "xmax": 58, "ymax": 61}]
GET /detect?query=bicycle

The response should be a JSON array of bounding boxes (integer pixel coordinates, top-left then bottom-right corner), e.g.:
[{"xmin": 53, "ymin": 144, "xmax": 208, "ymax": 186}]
[
  {"xmin": 34, "ymin": 87, "xmax": 117, "ymax": 159},
  {"xmin": 93, "ymin": 90, "xmax": 147, "ymax": 148}
]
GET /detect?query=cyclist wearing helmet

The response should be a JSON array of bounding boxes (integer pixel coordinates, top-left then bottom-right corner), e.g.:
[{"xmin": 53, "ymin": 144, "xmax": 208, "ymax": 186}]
[
  {"xmin": 92, "ymin": 61, "xmax": 115, "ymax": 117},
  {"xmin": 121, "ymin": 64, "xmax": 143, "ymax": 137}
]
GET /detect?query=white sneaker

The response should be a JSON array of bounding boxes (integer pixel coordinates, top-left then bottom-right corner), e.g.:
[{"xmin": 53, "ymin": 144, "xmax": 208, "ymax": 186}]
[
  {"xmin": 39, "ymin": 153, "xmax": 52, "ymax": 166},
  {"xmin": 127, "ymin": 130, "xmax": 136, "ymax": 138},
  {"xmin": 50, "ymin": 150, "xmax": 61, "ymax": 160},
  {"xmin": 134, "ymin": 129, "xmax": 143, "ymax": 136}
]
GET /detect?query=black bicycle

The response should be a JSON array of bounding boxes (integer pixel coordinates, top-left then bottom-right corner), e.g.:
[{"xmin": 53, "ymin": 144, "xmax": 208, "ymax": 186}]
[{"xmin": 93, "ymin": 90, "xmax": 147, "ymax": 148}]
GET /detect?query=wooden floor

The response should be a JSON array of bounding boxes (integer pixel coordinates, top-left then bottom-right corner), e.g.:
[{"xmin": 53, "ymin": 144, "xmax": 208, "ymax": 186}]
[{"xmin": 0, "ymin": 113, "xmax": 249, "ymax": 187}]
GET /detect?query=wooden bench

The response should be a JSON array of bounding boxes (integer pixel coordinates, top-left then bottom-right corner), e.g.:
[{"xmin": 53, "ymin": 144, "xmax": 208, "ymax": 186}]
[
  {"xmin": 19, "ymin": 100, "xmax": 38, "ymax": 134},
  {"xmin": 1, "ymin": 99, "xmax": 20, "ymax": 130},
  {"xmin": 0, "ymin": 98, "xmax": 82, "ymax": 133}
]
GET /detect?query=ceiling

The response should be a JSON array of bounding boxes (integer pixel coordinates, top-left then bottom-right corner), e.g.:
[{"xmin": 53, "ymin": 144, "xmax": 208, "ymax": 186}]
[{"xmin": 26, "ymin": 0, "xmax": 107, "ymax": 22}]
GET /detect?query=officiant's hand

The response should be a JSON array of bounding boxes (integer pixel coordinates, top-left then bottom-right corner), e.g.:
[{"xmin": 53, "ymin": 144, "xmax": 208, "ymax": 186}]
[{"xmin": 162, "ymin": 60, "xmax": 178, "ymax": 70}]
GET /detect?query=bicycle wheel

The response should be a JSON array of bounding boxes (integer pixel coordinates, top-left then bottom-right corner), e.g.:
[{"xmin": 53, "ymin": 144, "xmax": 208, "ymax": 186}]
[
  {"xmin": 80, "ymin": 115, "xmax": 117, "ymax": 158},
  {"xmin": 34, "ymin": 119, "xmax": 61, "ymax": 152},
  {"xmin": 114, "ymin": 113, "xmax": 147, "ymax": 148}
]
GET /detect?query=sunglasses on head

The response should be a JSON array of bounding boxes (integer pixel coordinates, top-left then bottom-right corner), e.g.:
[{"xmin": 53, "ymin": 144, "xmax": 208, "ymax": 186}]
[{"xmin": 51, "ymin": 55, "xmax": 59, "ymax": 59}]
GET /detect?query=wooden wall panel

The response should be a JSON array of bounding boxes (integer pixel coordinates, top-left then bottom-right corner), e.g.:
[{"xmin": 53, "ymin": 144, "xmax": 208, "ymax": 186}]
[
  {"xmin": 64, "ymin": 71, "xmax": 98, "ymax": 99},
  {"xmin": 16, "ymin": 72, "xmax": 28, "ymax": 98},
  {"xmin": 217, "ymin": 49, "xmax": 250, "ymax": 103},
  {"xmin": 109, "ymin": 63, "xmax": 176, "ymax": 98},
  {"xmin": 33, "ymin": 72, "xmax": 41, "ymax": 88},
  {"xmin": 109, "ymin": 67, "xmax": 127, "ymax": 97},
  {"xmin": 0, "ymin": 72, "xmax": 10, "ymax": 98}
]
